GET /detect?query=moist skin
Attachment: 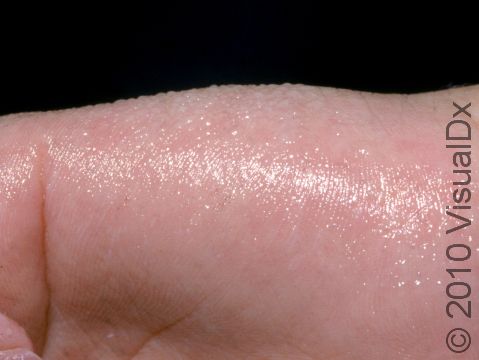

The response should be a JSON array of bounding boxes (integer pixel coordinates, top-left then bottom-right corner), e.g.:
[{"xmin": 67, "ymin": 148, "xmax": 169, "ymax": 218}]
[{"xmin": 0, "ymin": 84, "xmax": 478, "ymax": 359}]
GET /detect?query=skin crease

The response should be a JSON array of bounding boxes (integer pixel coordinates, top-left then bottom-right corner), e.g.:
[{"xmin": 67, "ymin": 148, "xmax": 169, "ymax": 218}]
[{"xmin": 0, "ymin": 84, "xmax": 478, "ymax": 360}]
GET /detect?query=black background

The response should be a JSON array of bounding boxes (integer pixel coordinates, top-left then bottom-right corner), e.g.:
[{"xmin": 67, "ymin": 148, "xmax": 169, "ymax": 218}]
[{"xmin": 0, "ymin": 3, "xmax": 477, "ymax": 115}]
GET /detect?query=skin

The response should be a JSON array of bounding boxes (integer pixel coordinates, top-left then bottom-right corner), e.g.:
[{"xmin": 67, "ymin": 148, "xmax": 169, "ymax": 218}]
[{"xmin": 0, "ymin": 84, "xmax": 478, "ymax": 359}]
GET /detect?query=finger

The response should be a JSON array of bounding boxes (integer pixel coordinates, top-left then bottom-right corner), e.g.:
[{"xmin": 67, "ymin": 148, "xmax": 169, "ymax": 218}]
[{"xmin": 1, "ymin": 84, "xmax": 479, "ymax": 359}]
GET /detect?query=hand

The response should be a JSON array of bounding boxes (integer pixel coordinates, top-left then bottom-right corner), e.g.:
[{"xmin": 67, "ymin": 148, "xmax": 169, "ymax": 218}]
[{"xmin": 0, "ymin": 84, "xmax": 478, "ymax": 359}]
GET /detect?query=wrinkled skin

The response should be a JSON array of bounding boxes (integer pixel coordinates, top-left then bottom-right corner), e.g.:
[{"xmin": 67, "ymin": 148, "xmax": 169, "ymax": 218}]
[{"xmin": 0, "ymin": 85, "xmax": 478, "ymax": 359}]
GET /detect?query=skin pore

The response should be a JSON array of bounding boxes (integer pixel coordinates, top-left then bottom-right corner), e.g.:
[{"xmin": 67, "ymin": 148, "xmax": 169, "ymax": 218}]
[{"xmin": 0, "ymin": 84, "xmax": 478, "ymax": 359}]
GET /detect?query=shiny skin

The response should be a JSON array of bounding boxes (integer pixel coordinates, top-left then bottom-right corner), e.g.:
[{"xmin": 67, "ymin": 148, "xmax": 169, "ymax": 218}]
[{"xmin": 0, "ymin": 85, "xmax": 478, "ymax": 359}]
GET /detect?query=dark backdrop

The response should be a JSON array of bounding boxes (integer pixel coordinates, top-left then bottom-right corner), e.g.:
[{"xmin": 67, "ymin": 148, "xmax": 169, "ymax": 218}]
[{"xmin": 0, "ymin": 3, "xmax": 477, "ymax": 115}]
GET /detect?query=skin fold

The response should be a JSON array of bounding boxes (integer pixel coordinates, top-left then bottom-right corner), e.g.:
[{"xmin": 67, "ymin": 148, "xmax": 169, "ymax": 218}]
[{"xmin": 0, "ymin": 84, "xmax": 478, "ymax": 359}]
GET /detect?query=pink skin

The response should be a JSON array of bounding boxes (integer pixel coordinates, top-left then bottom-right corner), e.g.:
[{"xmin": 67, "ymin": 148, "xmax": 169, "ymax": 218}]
[{"xmin": 0, "ymin": 84, "xmax": 478, "ymax": 359}]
